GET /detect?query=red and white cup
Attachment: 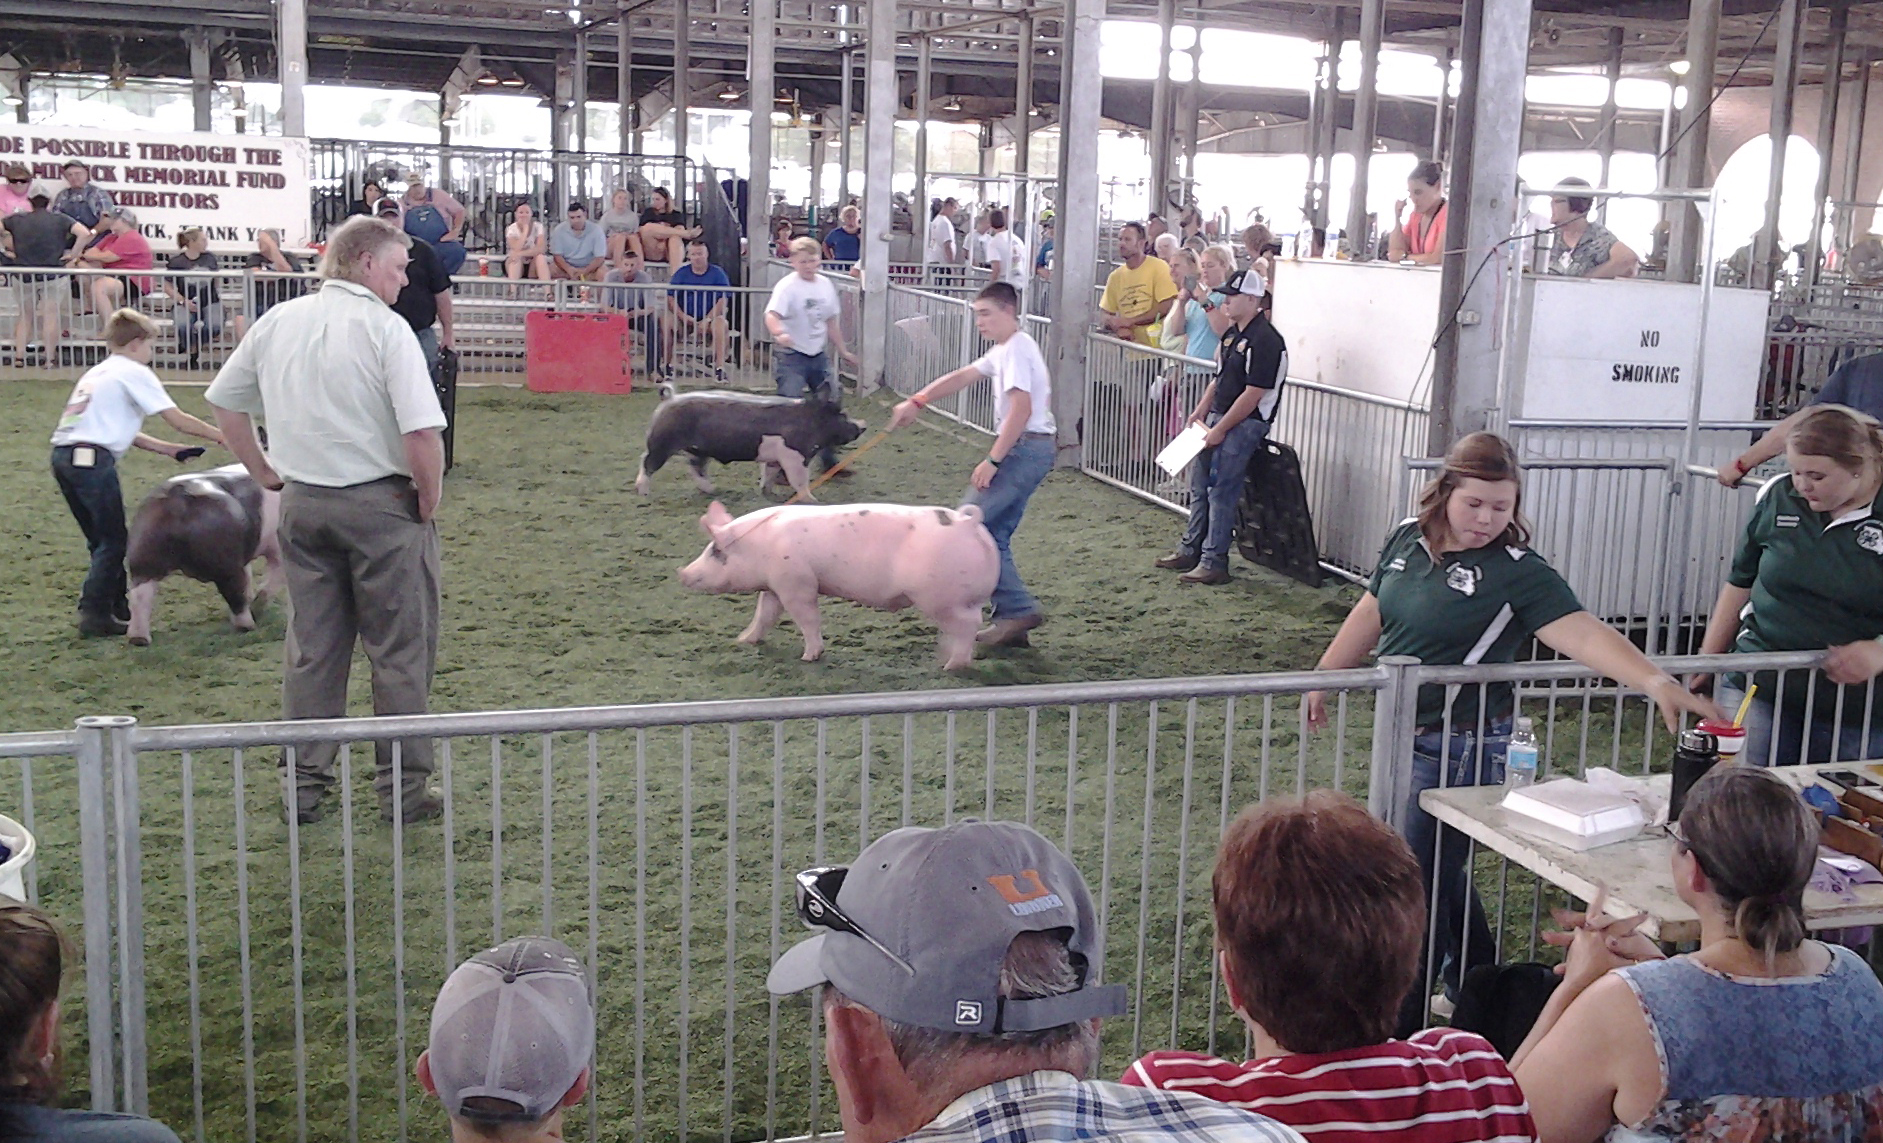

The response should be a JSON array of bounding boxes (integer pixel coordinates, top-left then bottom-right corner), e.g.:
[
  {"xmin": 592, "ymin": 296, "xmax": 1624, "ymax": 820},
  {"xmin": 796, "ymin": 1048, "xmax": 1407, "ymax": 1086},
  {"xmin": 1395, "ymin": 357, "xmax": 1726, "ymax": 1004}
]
[{"xmin": 1698, "ymin": 719, "xmax": 1747, "ymax": 759}]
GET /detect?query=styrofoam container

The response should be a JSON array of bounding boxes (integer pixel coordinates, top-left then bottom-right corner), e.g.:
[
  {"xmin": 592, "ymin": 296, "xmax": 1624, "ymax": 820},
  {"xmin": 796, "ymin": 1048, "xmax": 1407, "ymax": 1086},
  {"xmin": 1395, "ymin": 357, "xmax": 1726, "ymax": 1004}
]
[
  {"xmin": 0, "ymin": 813, "xmax": 36, "ymax": 902},
  {"xmin": 1501, "ymin": 778, "xmax": 1646, "ymax": 851}
]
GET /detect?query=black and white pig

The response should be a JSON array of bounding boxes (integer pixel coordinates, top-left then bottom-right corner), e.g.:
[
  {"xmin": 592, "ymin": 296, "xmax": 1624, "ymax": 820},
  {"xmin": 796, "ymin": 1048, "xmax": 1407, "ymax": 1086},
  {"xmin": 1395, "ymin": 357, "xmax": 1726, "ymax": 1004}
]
[
  {"xmin": 124, "ymin": 464, "xmax": 283, "ymax": 646},
  {"xmin": 634, "ymin": 391, "xmax": 866, "ymax": 499}
]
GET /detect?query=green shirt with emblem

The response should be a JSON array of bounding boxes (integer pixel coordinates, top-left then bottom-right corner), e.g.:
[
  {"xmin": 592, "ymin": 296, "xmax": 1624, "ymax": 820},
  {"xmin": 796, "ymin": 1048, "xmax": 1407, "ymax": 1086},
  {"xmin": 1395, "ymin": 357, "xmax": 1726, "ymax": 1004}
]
[
  {"xmin": 1727, "ymin": 475, "xmax": 1883, "ymax": 721},
  {"xmin": 1367, "ymin": 520, "xmax": 1585, "ymax": 726}
]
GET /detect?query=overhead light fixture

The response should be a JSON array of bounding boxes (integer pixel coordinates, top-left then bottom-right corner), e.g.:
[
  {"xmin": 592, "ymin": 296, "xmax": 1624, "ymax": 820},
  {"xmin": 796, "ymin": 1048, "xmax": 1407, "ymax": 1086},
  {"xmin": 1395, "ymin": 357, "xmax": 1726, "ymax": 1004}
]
[
  {"xmin": 477, "ymin": 74, "xmax": 502, "ymax": 85},
  {"xmin": 719, "ymin": 87, "xmax": 742, "ymax": 101},
  {"xmin": 2, "ymin": 94, "xmax": 20, "ymax": 107},
  {"xmin": 942, "ymin": 96, "xmax": 961, "ymax": 112},
  {"xmin": 1670, "ymin": 59, "xmax": 1691, "ymax": 76}
]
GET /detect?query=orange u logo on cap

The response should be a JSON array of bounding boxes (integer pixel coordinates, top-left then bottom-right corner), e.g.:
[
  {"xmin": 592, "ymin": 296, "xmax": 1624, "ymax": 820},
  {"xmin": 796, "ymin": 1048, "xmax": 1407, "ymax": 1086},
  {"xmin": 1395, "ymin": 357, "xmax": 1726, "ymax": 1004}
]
[{"xmin": 987, "ymin": 870, "xmax": 1052, "ymax": 904}]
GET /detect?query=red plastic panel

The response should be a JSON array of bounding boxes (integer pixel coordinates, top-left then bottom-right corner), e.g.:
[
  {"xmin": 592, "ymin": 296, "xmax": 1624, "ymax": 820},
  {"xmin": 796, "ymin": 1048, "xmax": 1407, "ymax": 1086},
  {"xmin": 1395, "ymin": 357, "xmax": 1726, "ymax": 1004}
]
[{"xmin": 524, "ymin": 310, "xmax": 632, "ymax": 394}]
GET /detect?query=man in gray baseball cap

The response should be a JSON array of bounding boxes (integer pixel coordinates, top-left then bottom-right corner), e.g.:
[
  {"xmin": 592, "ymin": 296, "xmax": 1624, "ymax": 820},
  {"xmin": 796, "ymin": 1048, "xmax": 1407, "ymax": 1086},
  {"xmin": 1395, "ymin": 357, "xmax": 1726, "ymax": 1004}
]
[
  {"xmin": 418, "ymin": 936, "xmax": 594, "ymax": 1142},
  {"xmin": 767, "ymin": 819, "xmax": 1307, "ymax": 1143}
]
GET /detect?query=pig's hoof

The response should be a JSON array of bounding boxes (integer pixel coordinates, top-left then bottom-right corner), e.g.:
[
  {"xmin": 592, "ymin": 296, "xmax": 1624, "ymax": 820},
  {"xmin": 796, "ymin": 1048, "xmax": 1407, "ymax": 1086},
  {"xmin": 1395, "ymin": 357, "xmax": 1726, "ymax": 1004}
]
[
  {"xmin": 126, "ymin": 634, "xmax": 150, "ymax": 648},
  {"xmin": 800, "ymin": 648, "xmax": 823, "ymax": 662},
  {"xmin": 737, "ymin": 630, "xmax": 764, "ymax": 645}
]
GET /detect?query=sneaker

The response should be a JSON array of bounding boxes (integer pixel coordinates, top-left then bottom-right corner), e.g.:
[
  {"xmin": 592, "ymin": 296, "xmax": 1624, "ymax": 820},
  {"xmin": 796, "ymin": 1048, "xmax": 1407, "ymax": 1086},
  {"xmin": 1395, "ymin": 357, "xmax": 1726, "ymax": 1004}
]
[
  {"xmin": 1179, "ymin": 565, "xmax": 1231, "ymax": 585},
  {"xmin": 1429, "ymin": 992, "xmax": 1457, "ymax": 1020},
  {"xmin": 714, "ymin": 367, "xmax": 729, "ymax": 384},
  {"xmin": 1153, "ymin": 551, "xmax": 1199, "ymax": 571},
  {"xmin": 382, "ymin": 788, "xmax": 444, "ymax": 824},
  {"xmin": 975, "ymin": 613, "xmax": 1043, "ymax": 647},
  {"xmin": 76, "ymin": 613, "xmax": 128, "ymax": 637},
  {"xmin": 290, "ymin": 799, "xmax": 325, "ymax": 826}
]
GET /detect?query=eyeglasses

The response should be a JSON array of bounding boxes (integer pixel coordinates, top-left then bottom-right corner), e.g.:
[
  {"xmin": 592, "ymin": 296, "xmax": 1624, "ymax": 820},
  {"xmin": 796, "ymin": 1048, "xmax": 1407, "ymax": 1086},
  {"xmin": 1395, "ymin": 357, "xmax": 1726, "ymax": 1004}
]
[
  {"xmin": 1664, "ymin": 821, "xmax": 1711, "ymax": 873},
  {"xmin": 794, "ymin": 866, "xmax": 915, "ymax": 975},
  {"xmin": 6, "ymin": 179, "xmax": 27, "ymax": 186}
]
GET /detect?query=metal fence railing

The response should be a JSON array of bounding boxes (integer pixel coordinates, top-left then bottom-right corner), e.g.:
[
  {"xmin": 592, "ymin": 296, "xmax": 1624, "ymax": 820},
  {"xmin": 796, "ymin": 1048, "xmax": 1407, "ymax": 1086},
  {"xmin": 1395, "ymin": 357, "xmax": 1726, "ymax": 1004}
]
[{"xmin": 18, "ymin": 650, "xmax": 1869, "ymax": 1142}]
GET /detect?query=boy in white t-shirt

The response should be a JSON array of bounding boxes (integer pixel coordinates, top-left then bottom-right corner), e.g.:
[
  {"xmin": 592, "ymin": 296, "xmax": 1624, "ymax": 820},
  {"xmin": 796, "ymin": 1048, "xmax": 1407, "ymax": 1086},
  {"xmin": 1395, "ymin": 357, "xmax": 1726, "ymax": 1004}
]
[
  {"xmin": 887, "ymin": 281, "xmax": 1056, "ymax": 650},
  {"xmin": 50, "ymin": 308, "xmax": 224, "ymax": 635},
  {"xmin": 765, "ymin": 236, "xmax": 860, "ymax": 472},
  {"xmin": 984, "ymin": 208, "xmax": 1030, "ymax": 297}
]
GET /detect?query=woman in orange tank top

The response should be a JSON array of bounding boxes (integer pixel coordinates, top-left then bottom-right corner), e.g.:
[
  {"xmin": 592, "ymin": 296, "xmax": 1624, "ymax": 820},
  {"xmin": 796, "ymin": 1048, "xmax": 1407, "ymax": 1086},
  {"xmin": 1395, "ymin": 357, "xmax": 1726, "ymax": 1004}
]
[{"xmin": 1389, "ymin": 160, "xmax": 1448, "ymax": 266}]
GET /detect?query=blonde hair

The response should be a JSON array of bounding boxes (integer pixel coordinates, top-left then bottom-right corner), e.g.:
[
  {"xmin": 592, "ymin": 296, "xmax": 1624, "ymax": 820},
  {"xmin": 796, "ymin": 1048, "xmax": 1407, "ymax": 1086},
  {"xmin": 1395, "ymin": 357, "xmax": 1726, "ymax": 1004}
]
[
  {"xmin": 104, "ymin": 308, "xmax": 161, "ymax": 349},
  {"xmin": 788, "ymin": 236, "xmax": 821, "ymax": 258},
  {"xmin": 840, "ymin": 205, "xmax": 860, "ymax": 223},
  {"xmin": 1202, "ymin": 244, "xmax": 1236, "ymax": 274},
  {"xmin": 317, "ymin": 215, "xmax": 409, "ymax": 283},
  {"xmin": 176, "ymin": 227, "xmax": 205, "ymax": 251}
]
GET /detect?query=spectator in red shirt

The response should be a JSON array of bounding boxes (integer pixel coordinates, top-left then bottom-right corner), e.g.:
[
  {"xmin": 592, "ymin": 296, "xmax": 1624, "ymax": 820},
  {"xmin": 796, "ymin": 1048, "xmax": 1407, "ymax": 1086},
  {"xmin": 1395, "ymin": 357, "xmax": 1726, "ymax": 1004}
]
[
  {"xmin": 77, "ymin": 206, "xmax": 154, "ymax": 316},
  {"xmin": 1122, "ymin": 790, "xmax": 1538, "ymax": 1143}
]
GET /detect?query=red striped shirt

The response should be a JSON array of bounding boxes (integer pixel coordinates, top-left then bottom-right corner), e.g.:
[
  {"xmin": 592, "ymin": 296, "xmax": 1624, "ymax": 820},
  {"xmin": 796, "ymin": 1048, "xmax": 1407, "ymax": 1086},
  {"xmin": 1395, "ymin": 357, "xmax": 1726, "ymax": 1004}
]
[{"xmin": 1121, "ymin": 1028, "xmax": 1536, "ymax": 1143}]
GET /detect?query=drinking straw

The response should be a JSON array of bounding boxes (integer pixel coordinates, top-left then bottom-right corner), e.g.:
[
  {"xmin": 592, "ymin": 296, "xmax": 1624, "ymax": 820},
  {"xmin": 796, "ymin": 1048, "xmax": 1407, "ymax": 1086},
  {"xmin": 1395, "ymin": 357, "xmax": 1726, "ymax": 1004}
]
[{"xmin": 1733, "ymin": 684, "xmax": 1758, "ymax": 728}]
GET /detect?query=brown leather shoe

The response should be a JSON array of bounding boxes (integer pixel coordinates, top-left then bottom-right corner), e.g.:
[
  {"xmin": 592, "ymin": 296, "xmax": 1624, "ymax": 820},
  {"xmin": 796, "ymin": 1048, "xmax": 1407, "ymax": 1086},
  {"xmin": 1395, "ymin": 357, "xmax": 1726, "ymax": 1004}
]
[
  {"xmin": 1153, "ymin": 551, "xmax": 1200, "ymax": 571},
  {"xmin": 976, "ymin": 613, "xmax": 1044, "ymax": 647},
  {"xmin": 1179, "ymin": 565, "xmax": 1231, "ymax": 585}
]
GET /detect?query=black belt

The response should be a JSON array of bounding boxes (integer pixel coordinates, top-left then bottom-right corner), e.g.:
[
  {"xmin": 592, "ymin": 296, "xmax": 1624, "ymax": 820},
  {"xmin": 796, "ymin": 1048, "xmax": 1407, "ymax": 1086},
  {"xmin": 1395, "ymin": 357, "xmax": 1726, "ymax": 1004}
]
[{"xmin": 1023, "ymin": 431, "xmax": 1055, "ymax": 439}]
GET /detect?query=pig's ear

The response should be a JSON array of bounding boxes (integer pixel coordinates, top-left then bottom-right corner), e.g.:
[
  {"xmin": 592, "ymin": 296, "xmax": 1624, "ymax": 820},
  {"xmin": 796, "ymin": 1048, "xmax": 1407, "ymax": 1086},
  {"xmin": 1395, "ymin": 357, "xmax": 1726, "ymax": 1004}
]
[{"xmin": 701, "ymin": 501, "xmax": 734, "ymax": 540}]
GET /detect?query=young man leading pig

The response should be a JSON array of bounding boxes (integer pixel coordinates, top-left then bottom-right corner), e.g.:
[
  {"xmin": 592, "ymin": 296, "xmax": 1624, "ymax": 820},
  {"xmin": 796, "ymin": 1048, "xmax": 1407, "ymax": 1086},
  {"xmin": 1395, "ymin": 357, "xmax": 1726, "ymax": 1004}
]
[{"xmin": 888, "ymin": 281, "xmax": 1055, "ymax": 650}]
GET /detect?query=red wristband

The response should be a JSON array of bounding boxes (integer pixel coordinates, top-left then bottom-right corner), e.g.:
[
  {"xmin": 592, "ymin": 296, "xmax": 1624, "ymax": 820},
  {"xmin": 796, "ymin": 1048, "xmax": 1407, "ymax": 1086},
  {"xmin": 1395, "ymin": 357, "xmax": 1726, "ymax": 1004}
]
[{"xmin": 911, "ymin": 393, "xmax": 930, "ymax": 409}]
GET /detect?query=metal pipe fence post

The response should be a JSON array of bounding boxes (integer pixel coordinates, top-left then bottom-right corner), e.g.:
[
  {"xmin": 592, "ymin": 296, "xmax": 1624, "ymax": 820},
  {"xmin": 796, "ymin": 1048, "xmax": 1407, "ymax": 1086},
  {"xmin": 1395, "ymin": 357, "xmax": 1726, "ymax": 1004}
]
[
  {"xmin": 105, "ymin": 716, "xmax": 147, "ymax": 1115},
  {"xmin": 1369, "ymin": 656, "xmax": 1423, "ymax": 833},
  {"xmin": 74, "ymin": 717, "xmax": 119, "ymax": 1113}
]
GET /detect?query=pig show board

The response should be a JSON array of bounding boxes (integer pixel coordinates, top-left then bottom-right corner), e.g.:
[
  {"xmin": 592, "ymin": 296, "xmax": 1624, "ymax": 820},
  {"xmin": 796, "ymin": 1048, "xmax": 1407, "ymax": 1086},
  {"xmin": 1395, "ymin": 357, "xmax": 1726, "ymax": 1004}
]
[{"xmin": 525, "ymin": 311, "xmax": 633, "ymax": 395}]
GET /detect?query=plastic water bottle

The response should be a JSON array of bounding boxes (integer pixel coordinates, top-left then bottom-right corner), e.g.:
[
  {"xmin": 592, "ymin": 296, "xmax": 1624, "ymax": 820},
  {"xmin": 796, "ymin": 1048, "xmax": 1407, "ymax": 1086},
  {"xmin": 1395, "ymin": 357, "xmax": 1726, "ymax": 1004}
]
[{"xmin": 1504, "ymin": 717, "xmax": 1539, "ymax": 790}]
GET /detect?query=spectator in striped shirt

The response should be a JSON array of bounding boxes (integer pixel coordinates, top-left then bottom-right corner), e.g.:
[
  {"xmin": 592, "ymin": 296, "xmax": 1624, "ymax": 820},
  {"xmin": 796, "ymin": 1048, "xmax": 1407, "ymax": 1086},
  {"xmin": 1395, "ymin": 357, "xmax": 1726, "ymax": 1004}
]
[{"xmin": 1122, "ymin": 791, "xmax": 1538, "ymax": 1143}]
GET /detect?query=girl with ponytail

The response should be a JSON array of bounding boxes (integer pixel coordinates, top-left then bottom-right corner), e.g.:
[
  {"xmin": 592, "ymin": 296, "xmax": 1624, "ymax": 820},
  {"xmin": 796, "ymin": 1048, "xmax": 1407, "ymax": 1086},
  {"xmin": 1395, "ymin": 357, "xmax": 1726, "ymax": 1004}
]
[
  {"xmin": 1512, "ymin": 766, "xmax": 1883, "ymax": 1143},
  {"xmin": 1697, "ymin": 403, "xmax": 1883, "ymax": 765}
]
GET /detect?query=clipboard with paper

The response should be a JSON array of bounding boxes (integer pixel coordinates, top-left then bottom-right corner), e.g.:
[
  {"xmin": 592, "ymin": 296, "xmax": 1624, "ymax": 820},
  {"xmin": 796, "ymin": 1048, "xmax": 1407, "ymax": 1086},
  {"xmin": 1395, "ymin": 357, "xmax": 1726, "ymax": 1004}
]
[{"xmin": 1155, "ymin": 424, "xmax": 1209, "ymax": 476}]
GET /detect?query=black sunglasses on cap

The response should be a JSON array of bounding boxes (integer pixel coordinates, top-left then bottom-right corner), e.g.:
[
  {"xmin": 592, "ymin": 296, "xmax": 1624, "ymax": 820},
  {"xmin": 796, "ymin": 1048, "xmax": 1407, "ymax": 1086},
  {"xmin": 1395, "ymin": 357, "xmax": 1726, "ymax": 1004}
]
[
  {"xmin": 794, "ymin": 866, "xmax": 915, "ymax": 975},
  {"xmin": 6, "ymin": 178, "xmax": 27, "ymax": 186}
]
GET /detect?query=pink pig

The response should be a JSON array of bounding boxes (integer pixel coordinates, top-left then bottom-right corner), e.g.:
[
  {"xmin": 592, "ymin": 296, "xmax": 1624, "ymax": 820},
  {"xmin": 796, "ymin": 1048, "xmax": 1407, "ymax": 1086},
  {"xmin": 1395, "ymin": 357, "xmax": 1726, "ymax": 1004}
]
[{"xmin": 678, "ymin": 500, "xmax": 999, "ymax": 669}]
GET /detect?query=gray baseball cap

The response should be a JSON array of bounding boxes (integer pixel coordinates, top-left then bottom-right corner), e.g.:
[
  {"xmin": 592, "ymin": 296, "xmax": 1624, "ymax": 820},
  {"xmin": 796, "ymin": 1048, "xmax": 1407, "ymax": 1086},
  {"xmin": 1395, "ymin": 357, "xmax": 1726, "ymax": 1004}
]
[
  {"xmin": 427, "ymin": 936, "xmax": 594, "ymax": 1124},
  {"xmin": 766, "ymin": 820, "xmax": 1127, "ymax": 1034}
]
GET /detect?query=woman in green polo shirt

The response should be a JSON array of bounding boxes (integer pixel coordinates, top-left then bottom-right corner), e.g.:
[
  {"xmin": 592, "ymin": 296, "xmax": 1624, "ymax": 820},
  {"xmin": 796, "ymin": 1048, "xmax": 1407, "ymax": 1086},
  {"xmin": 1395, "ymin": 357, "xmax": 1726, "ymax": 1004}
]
[
  {"xmin": 1698, "ymin": 405, "xmax": 1883, "ymax": 766},
  {"xmin": 1305, "ymin": 432, "xmax": 1720, "ymax": 1028}
]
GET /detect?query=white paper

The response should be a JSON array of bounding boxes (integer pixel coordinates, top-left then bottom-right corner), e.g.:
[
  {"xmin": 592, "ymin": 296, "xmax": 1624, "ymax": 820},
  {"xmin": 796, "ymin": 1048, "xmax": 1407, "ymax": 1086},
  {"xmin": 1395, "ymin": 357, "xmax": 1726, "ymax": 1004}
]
[{"xmin": 1155, "ymin": 424, "xmax": 1209, "ymax": 476}]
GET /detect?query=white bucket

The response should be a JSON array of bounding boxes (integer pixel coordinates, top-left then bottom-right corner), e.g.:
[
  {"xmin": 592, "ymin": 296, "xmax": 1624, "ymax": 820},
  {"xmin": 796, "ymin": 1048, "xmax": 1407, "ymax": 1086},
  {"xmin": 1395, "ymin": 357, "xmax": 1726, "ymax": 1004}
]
[{"xmin": 0, "ymin": 814, "xmax": 36, "ymax": 902}]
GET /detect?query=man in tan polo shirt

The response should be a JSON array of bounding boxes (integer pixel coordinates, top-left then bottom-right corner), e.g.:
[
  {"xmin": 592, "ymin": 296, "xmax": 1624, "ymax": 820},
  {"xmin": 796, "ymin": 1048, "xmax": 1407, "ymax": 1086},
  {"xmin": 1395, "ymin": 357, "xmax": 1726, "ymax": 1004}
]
[{"xmin": 206, "ymin": 216, "xmax": 448, "ymax": 826}]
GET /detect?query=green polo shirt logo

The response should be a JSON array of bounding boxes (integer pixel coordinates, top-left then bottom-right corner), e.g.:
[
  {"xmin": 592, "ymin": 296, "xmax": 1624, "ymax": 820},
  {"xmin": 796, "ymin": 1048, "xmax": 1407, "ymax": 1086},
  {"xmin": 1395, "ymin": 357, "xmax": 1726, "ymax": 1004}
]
[
  {"xmin": 1860, "ymin": 521, "xmax": 1883, "ymax": 556},
  {"xmin": 1445, "ymin": 564, "xmax": 1480, "ymax": 596}
]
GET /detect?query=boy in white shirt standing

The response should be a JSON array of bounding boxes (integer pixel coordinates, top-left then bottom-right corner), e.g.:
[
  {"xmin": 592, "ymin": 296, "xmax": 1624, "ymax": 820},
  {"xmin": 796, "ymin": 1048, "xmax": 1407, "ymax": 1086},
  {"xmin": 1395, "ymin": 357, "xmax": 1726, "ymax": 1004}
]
[
  {"xmin": 888, "ymin": 281, "xmax": 1056, "ymax": 649},
  {"xmin": 50, "ymin": 309, "xmax": 224, "ymax": 635},
  {"xmin": 765, "ymin": 236, "xmax": 859, "ymax": 472},
  {"xmin": 985, "ymin": 208, "xmax": 1030, "ymax": 309}
]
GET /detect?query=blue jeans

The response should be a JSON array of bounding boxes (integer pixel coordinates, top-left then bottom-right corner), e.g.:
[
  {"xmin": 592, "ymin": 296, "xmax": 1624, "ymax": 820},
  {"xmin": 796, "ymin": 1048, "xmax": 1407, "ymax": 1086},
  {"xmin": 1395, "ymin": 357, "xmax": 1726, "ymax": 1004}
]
[
  {"xmin": 968, "ymin": 433, "xmax": 1054, "ymax": 620},
  {"xmin": 176, "ymin": 301, "xmax": 223, "ymax": 356},
  {"xmin": 1398, "ymin": 716, "xmax": 1509, "ymax": 1033},
  {"xmin": 414, "ymin": 325, "xmax": 440, "ymax": 376},
  {"xmin": 776, "ymin": 348, "xmax": 838, "ymax": 467},
  {"xmin": 1719, "ymin": 675, "xmax": 1883, "ymax": 767},
  {"xmin": 1176, "ymin": 414, "xmax": 1268, "ymax": 569},
  {"xmin": 50, "ymin": 445, "xmax": 129, "ymax": 621}
]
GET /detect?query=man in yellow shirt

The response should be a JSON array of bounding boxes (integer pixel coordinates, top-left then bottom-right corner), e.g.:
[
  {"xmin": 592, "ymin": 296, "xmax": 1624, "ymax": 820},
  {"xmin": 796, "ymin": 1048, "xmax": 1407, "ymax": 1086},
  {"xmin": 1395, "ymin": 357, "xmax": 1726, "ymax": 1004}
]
[
  {"xmin": 1096, "ymin": 222, "xmax": 1179, "ymax": 478},
  {"xmin": 1098, "ymin": 222, "xmax": 1178, "ymax": 345}
]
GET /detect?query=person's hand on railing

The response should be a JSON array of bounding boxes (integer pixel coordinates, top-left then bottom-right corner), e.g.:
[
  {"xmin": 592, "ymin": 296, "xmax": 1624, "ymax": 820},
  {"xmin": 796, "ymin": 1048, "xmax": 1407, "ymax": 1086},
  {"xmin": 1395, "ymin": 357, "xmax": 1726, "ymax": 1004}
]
[
  {"xmin": 1716, "ymin": 457, "xmax": 1751, "ymax": 488},
  {"xmin": 1824, "ymin": 640, "xmax": 1883, "ymax": 686},
  {"xmin": 1304, "ymin": 690, "xmax": 1328, "ymax": 731}
]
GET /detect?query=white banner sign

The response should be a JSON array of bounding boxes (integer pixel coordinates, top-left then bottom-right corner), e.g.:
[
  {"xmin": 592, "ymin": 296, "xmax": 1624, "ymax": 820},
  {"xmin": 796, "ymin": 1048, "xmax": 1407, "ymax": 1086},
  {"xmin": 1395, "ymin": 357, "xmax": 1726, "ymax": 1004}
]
[{"xmin": 0, "ymin": 125, "xmax": 311, "ymax": 248}]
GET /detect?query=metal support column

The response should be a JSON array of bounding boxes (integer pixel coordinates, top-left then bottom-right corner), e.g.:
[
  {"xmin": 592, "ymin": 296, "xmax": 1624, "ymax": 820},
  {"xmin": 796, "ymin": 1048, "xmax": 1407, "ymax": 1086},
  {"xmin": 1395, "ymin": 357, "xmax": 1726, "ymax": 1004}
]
[
  {"xmin": 839, "ymin": 47, "xmax": 854, "ymax": 204},
  {"xmin": 1051, "ymin": 0, "xmax": 1103, "ymax": 466},
  {"xmin": 552, "ymin": 51, "xmax": 575, "ymax": 153},
  {"xmin": 860, "ymin": 0, "xmax": 895, "ymax": 393},
  {"xmin": 1807, "ymin": 0, "xmax": 1849, "ymax": 287},
  {"xmin": 1147, "ymin": 0, "xmax": 1176, "ymax": 217},
  {"xmin": 618, "ymin": 2, "xmax": 634, "ymax": 154},
  {"xmin": 916, "ymin": 22, "xmax": 932, "ymax": 266},
  {"xmin": 573, "ymin": 28, "xmax": 590, "ymax": 153},
  {"xmin": 1756, "ymin": 0, "xmax": 1806, "ymax": 289},
  {"xmin": 1432, "ymin": 0, "xmax": 1528, "ymax": 449},
  {"xmin": 1178, "ymin": 33, "xmax": 1202, "ymax": 198},
  {"xmin": 748, "ymin": 0, "xmax": 774, "ymax": 291},
  {"xmin": 1311, "ymin": 16, "xmax": 1344, "ymax": 232},
  {"xmin": 1432, "ymin": 41, "xmax": 1452, "ymax": 163},
  {"xmin": 1597, "ymin": 28, "xmax": 1623, "ymax": 200},
  {"xmin": 1345, "ymin": 0, "xmax": 1383, "ymax": 258},
  {"xmin": 673, "ymin": 0, "xmax": 690, "ymax": 160},
  {"xmin": 1841, "ymin": 53, "xmax": 1872, "ymax": 247},
  {"xmin": 1015, "ymin": 13, "xmax": 1034, "ymax": 238},
  {"xmin": 1668, "ymin": 0, "xmax": 1720, "ymax": 282},
  {"xmin": 278, "ymin": 0, "xmax": 307, "ymax": 136},
  {"xmin": 188, "ymin": 30, "xmax": 213, "ymax": 132}
]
